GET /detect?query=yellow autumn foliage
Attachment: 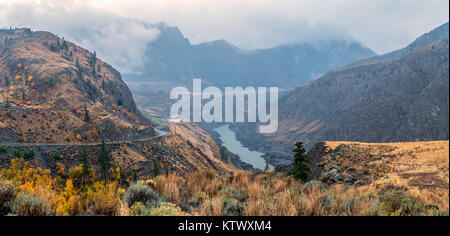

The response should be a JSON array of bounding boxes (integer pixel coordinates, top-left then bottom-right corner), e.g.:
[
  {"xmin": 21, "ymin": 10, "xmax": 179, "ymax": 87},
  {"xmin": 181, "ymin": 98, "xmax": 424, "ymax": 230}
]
[{"xmin": 0, "ymin": 159, "xmax": 126, "ymax": 216}]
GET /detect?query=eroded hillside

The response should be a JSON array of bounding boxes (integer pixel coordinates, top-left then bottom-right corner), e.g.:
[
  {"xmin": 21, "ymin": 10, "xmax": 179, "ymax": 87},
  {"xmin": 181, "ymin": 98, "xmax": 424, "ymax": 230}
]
[
  {"xmin": 276, "ymin": 39, "xmax": 449, "ymax": 148},
  {"xmin": 232, "ymin": 23, "xmax": 449, "ymax": 166},
  {"xmin": 0, "ymin": 28, "xmax": 235, "ymax": 179},
  {"xmin": 0, "ymin": 28, "xmax": 154, "ymax": 143}
]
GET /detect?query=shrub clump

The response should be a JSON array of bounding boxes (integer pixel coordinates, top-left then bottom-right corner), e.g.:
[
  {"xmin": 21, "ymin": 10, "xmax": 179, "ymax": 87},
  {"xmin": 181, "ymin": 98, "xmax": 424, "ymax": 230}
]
[
  {"xmin": 10, "ymin": 193, "xmax": 53, "ymax": 216},
  {"xmin": 219, "ymin": 187, "xmax": 246, "ymax": 216},
  {"xmin": 129, "ymin": 201, "xmax": 152, "ymax": 216},
  {"xmin": 337, "ymin": 197, "xmax": 363, "ymax": 215},
  {"xmin": 14, "ymin": 149, "xmax": 22, "ymax": 158},
  {"xmin": 376, "ymin": 190, "xmax": 446, "ymax": 216},
  {"xmin": 53, "ymin": 153, "xmax": 62, "ymax": 161},
  {"xmin": 129, "ymin": 201, "xmax": 189, "ymax": 216},
  {"xmin": 124, "ymin": 183, "xmax": 162, "ymax": 208},
  {"xmin": 222, "ymin": 197, "xmax": 244, "ymax": 216},
  {"xmin": 150, "ymin": 202, "xmax": 189, "ymax": 216},
  {"xmin": 0, "ymin": 182, "xmax": 16, "ymax": 215},
  {"xmin": 221, "ymin": 186, "xmax": 248, "ymax": 202},
  {"xmin": 320, "ymin": 195, "xmax": 336, "ymax": 213},
  {"xmin": 305, "ymin": 180, "xmax": 324, "ymax": 190},
  {"xmin": 23, "ymin": 149, "xmax": 35, "ymax": 159}
]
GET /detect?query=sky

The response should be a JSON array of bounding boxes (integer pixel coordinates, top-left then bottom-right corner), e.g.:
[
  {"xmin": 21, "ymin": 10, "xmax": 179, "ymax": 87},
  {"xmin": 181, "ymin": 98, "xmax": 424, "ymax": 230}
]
[{"xmin": 0, "ymin": 0, "xmax": 448, "ymax": 72}]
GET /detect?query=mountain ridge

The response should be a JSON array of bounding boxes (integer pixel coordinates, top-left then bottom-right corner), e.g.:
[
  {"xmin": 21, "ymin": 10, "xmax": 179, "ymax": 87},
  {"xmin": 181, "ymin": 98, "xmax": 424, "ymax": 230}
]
[
  {"xmin": 125, "ymin": 22, "xmax": 377, "ymax": 89},
  {"xmin": 0, "ymin": 27, "xmax": 154, "ymax": 143},
  {"xmin": 354, "ymin": 22, "xmax": 449, "ymax": 64},
  {"xmin": 231, "ymin": 22, "xmax": 450, "ymax": 167},
  {"xmin": 0, "ymin": 27, "xmax": 236, "ymax": 179}
]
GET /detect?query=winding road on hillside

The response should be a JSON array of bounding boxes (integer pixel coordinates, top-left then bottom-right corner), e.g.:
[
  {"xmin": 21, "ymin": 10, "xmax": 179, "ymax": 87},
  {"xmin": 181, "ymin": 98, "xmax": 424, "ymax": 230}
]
[
  {"xmin": 0, "ymin": 103, "xmax": 171, "ymax": 147},
  {"xmin": 0, "ymin": 125, "xmax": 170, "ymax": 148}
]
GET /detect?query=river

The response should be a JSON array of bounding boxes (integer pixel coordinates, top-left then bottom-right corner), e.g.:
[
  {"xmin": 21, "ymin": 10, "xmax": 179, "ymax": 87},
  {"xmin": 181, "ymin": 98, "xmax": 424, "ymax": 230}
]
[{"xmin": 214, "ymin": 125, "xmax": 272, "ymax": 171}]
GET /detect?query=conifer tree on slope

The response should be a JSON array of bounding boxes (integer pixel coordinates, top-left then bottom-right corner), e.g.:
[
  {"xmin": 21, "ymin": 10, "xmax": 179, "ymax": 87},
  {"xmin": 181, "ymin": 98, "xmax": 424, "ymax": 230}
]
[{"xmin": 291, "ymin": 141, "xmax": 311, "ymax": 182}]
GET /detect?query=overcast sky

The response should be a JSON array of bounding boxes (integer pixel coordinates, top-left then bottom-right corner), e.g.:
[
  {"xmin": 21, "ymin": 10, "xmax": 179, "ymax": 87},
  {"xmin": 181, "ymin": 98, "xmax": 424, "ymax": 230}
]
[{"xmin": 0, "ymin": 0, "xmax": 448, "ymax": 71}]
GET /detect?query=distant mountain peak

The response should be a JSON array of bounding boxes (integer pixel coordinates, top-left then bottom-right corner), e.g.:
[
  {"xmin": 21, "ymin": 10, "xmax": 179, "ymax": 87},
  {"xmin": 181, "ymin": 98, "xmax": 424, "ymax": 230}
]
[
  {"xmin": 153, "ymin": 22, "xmax": 190, "ymax": 46},
  {"xmin": 198, "ymin": 39, "xmax": 242, "ymax": 52},
  {"xmin": 130, "ymin": 23, "xmax": 376, "ymax": 89}
]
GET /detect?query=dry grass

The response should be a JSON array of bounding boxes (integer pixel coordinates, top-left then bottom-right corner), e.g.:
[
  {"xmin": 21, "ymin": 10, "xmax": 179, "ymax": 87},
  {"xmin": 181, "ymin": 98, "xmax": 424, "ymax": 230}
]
[
  {"xmin": 324, "ymin": 141, "xmax": 449, "ymax": 211},
  {"xmin": 199, "ymin": 197, "xmax": 224, "ymax": 216},
  {"xmin": 144, "ymin": 141, "xmax": 449, "ymax": 216},
  {"xmin": 154, "ymin": 174, "xmax": 182, "ymax": 203},
  {"xmin": 146, "ymin": 168, "xmax": 448, "ymax": 216},
  {"xmin": 1, "ymin": 140, "xmax": 447, "ymax": 216}
]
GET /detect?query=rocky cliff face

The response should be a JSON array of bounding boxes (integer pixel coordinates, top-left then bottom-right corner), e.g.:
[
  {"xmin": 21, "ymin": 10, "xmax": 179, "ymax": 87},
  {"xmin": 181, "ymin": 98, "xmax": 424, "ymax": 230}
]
[{"xmin": 0, "ymin": 28, "xmax": 154, "ymax": 143}]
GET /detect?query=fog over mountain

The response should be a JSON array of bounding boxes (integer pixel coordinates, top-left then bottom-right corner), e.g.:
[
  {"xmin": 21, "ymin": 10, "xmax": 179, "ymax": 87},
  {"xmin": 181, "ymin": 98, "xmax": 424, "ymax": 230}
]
[
  {"xmin": 232, "ymin": 22, "xmax": 449, "ymax": 166},
  {"xmin": 125, "ymin": 23, "xmax": 376, "ymax": 89},
  {"xmin": 1, "ymin": 0, "xmax": 448, "ymax": 74},
  {"xmin": 0, "ymin": 1, "xmax": 160, "ymax": 73}
]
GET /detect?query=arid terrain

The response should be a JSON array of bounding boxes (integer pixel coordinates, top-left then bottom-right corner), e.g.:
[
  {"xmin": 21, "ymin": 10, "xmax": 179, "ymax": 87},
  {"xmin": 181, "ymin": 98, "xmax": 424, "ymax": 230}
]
[
  {"xmin": 307, "ymin": 141, "xmax": 449, "ymax": 211},
  {"xmin": 0, "ymin": 28, "xmax": 155, "ymax": 143},
  {"xmin": 0, "ymin": 28, "xmax": 236, "ymax": 179},
  {"xmin": 1, "ymin": 140, "xmax": 447, "ymax": 216},
  {"xmin": 232, "ymin": 23, "xmax": 449, "ymax": 167},
  {"xmin": 0, "ymin": 24, "xmax": 448, "ymax": 217}
]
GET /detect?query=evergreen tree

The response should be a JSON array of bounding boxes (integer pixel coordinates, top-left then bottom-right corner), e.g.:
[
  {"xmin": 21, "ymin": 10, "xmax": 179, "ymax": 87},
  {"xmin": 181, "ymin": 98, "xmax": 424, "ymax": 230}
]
[
  {"xmin": 152, "ymin": 159, "xmax": 161, "ymax": 176},
  {"xmin": 62, "ymin": 40, "xmax": 68, "ymax": 50},
  {"xmin": 76, "ymin": 58, "xmax": 82, "ymax": 79},
  {"xmin": 98, "ymin": 140, "xmax": 111, "ymax": 177},
  {"xmin": 264, "ymin": 164, "xmax": 270, "ymax": 173},
  {"xmin": 91, "ymin": 66, "xmax": 96, "ymax": 78},
  {"xmin": 56, "ymin": 38, "xmax": 61, "ymax": 49},
  {"xmin": 291, "ymin": 141, "xmax": 311, "ymax": 182},
  {"xmin": 101, "ymin": 80, "xmax": 106, "ymax": 90},
  {"xmin": 22, "ymin": 91, "xmax": 25, "ymax": 101},
  {"xmin": 89, "ymin": 52, "xmax": 97, "ymax": 68},
  {"xmin": 80, "ymin": 147, "xmax": 91, "ymax": 179},
  {"xmin": 4, "ymin": 76, "xmax": 9, "ymax": 86},
  {"xmin": 50, "ymin": 43, "xmax": 58, "ymax": 52},
  {"xmin": 5, "ymin": 99, "xmax": 10, "ymax": 109},
  {"xmin": 84, "ymin": 106, "xmax": 90, "ymax": 122}
]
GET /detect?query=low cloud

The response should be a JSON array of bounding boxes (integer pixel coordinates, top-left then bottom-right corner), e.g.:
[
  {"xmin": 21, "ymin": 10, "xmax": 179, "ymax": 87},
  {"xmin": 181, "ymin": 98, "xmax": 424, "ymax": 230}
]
[
  {"xmin": 0, "ymin": 0, "xmax": 160, "ymax": 73},
  {"xmin": 1, "ymin": 0, "xmax": 448, "ymax": 71},
  {"xmin": 101, "ymin": 0, "xmax": 449, "ymax": 53}
]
